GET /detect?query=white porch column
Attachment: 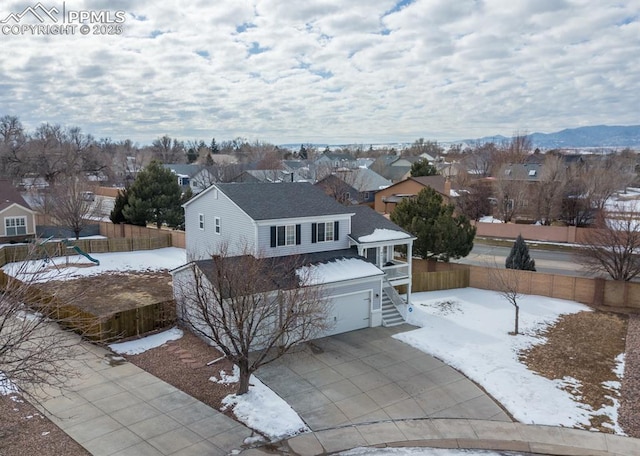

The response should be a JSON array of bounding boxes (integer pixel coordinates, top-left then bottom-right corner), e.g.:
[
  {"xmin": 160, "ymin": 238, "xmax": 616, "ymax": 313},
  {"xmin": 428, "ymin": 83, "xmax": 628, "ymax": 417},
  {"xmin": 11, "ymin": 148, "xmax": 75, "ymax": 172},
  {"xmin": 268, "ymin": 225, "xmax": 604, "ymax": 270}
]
[{"xmin": 406, "ymin": 241, "xmax": 413, "ymax": 306}]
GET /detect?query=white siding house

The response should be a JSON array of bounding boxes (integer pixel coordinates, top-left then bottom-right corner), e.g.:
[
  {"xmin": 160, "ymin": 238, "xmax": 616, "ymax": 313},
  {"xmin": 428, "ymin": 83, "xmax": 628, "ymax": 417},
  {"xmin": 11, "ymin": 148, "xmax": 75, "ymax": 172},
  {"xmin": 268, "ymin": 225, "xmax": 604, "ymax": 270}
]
[{"xmin": 174, "ymin": 182, "xmax": 415, "ymax": 338}]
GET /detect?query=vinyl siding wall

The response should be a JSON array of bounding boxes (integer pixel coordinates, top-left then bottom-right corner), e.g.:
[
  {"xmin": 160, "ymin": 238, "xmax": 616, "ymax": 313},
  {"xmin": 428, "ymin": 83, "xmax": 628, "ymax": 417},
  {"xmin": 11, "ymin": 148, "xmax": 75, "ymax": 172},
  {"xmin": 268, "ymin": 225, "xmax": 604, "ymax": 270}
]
[
  {"xmin": 185, "ymin": 187, "xmax": 256, "ymax": 261},
  {"xmin": 0, "ymin": 206, "xmax": 35, "ymax": 237},
  {"xmin": 256, "ymin": 215, "xmax": 351, "ymax": 257}
]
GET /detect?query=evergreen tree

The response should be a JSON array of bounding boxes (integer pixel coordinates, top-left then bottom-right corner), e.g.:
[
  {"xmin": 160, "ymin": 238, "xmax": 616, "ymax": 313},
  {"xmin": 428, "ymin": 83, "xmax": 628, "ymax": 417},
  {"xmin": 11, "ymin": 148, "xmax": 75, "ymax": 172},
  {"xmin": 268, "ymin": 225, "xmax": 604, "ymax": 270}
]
[
  {"xmin": 210, "ymin": 138, "xmax": 219, "ymax": 154},
  {"xmin": 123, "ymin": 161, "xmax": 183, "ymax": 229},
  {"xmin": 391, "ymin": 187, "xmax": 476, "ymax": 261},
  {"xmin": 505, "ymin": 234, "xmax": 536, "ymax": 271},
  {"xmin": 410, "ymin": 159, "xmax": 439, "ymax": 177},
  {"xmin": 109, "ymin": 186, "xmax": 130, "ymax": 224},
  {"xmin": 299, "ymin": 144, "xmax": 308, "ymax": 159},
  {"xmin": 186, "ymin": 148, "xmax": 198, "ymax": 163}
]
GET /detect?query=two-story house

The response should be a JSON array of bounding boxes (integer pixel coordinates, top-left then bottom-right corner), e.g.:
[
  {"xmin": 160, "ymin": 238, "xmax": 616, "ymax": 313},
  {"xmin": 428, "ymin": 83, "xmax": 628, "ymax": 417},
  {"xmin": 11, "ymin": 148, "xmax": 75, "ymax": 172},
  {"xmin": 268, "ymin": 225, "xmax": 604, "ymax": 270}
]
[{"xmin": 172, "ymin": 182, "xmax": 415, "ymax": 338}]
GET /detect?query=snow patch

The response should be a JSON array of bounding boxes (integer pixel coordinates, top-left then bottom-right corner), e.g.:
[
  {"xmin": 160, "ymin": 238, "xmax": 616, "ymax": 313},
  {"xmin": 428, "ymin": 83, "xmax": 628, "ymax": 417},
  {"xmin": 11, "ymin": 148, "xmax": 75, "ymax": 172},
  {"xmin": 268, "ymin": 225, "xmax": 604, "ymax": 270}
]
[
  {"xmin": 210, "ymin": 365, "xmax": 240, "ymax": 384},
  {"xmin": 358, "ymin": 228, "xmax": 411, "ymax": 243},
  {"xmin": 298, "ymin": 258, "xmax": 383, "ymax": 285},
  {"xmin": 109, "ymin": 327, "xmax": 183, "ymax": 355},
  {"xmin": 221, "ymin": 374, "xmax": 309, "ymax": 441}
]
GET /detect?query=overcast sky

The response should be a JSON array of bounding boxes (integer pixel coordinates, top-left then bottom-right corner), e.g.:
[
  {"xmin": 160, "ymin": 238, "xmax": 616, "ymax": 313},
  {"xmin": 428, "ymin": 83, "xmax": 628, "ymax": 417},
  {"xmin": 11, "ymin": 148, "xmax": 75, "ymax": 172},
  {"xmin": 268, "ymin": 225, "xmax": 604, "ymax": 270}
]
[{"xmin": 1, "ymin": 0, "xmax": 638, "ymax": 145}]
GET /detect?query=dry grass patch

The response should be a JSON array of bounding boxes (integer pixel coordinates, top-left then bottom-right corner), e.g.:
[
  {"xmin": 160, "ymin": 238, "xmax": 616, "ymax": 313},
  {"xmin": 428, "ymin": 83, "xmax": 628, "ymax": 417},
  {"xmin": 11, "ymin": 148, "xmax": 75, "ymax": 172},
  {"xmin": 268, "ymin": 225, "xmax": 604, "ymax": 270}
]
[
  {"xmin": 40, "ymin": 271, "xmax": 173, "ymax": 316},
  {"xmin": 520, "ymin": 311, "xmax": 627, "ymax": 432}
]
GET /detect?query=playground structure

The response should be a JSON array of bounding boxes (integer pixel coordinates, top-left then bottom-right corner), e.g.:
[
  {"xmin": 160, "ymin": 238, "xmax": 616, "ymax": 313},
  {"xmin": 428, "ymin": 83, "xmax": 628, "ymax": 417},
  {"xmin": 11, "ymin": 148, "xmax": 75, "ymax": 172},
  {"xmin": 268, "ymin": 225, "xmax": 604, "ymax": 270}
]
[
  {"xmin": 28, "ymin": 237, "xmax": 100, "ymax": 267},
  {"xmin": 61, "ymin": 239, "xmax": 100, "ymax": 266}
]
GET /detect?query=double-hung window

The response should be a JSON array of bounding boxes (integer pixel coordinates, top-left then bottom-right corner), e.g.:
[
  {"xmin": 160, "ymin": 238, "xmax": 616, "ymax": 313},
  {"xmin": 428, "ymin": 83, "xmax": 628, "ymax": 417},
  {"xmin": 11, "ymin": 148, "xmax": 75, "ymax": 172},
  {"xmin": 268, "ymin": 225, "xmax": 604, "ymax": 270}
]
[
  {"xmin": 311, "ymin": 221, "xmax": 339, "ymax": 243},
  {"xmin": 270, "ymin": 224, "xmax": 301, "ymax": 247},
  {"xmin": 5, "ymin": 217, "xmax": 27, "ymax": 236},
  {"xmin": 214, "ymin": 217, "xmax": 221, "ymax": 234}
]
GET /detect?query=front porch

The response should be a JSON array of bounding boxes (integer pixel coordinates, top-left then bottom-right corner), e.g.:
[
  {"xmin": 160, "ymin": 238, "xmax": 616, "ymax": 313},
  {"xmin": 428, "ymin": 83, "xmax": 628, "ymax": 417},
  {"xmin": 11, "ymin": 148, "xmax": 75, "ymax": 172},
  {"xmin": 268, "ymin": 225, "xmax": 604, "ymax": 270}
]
[{"xmin": 353, "ymin": 240, "xmax": 413, "ymax": 327}]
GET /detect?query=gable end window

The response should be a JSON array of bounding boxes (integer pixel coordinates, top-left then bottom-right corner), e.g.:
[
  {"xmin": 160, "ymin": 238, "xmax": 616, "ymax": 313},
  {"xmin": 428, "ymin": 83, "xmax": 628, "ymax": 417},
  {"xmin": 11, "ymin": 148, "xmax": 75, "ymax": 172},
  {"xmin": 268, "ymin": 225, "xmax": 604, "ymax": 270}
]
[
  {"xmin": 311, "ymin": 221, "xmax": 340, "ymax": 243},
  {"xmin": 5, "ymin": 216, "xmax": 27, "ymax": 236},
  {"xmin": 198, "ymin": 213, "xmax": 205, "ymax": 230},
  {"xmin": 214, "ymin": 217, "xmax": 221, "ymax": 234},
  {"xmin": 270, "ymin": 224, "xmax": 301, "ymax": 247}
]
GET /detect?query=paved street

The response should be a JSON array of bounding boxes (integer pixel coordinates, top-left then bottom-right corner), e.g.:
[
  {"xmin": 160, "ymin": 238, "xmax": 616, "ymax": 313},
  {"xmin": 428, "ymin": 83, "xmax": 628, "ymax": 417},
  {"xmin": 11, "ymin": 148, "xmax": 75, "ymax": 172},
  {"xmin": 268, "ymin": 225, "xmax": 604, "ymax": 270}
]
[{"xmin": 456, "ymin": 243, "xmax": 588, "ymax": 276}]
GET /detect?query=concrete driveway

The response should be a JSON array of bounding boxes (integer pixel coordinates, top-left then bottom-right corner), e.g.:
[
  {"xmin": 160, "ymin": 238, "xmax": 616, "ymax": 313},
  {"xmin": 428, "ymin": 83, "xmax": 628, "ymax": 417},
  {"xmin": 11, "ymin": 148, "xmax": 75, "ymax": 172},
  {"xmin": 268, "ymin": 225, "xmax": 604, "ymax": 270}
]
[{"xmin": 255, "ymin": 325, "xmax": 511, "ymax": 431}]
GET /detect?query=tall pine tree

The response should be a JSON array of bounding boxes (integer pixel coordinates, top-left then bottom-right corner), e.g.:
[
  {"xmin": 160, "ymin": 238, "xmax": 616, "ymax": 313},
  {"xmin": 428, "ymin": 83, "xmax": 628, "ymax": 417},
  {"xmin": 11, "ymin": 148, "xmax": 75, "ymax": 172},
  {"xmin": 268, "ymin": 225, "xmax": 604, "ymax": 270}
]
[
  {"xmin": 505, "ymin": 234, "xmax": 536, "ymax": 271},
  {"xmin": 123, "ymin": 161, "xmax": 183, "ymax": 229},
  {"xmin": 391, "ymin": 187, "xmax": 476, "ymax": 261},
  {"xmin": 410, "ymin": 159, "xmax": 438, "ymax": 177}
]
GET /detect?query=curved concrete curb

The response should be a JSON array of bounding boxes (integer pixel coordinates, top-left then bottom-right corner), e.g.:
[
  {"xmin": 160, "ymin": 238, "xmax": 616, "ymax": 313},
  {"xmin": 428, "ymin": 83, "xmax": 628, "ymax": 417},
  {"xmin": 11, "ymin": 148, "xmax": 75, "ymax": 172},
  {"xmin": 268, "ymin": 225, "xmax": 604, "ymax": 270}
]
[{"xmin": 241, "ymin": 419, "xmax": 640, "ymax": 455}]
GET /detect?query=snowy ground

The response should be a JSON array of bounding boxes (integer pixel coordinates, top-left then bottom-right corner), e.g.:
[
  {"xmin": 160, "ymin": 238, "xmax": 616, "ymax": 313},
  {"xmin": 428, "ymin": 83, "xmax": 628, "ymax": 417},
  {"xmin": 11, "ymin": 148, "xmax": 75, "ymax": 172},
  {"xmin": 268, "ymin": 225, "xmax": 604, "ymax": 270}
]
[
  {"xmin": 2, "ymin": 247, "xmax": 186, "ymax": 283},
  {"xmin": 477, "ymin": 216, "xmax": 504, "ymax": 224},
  {"xmin": 396, "ymin": 288, "xmax": 624, "ymax": 432}
]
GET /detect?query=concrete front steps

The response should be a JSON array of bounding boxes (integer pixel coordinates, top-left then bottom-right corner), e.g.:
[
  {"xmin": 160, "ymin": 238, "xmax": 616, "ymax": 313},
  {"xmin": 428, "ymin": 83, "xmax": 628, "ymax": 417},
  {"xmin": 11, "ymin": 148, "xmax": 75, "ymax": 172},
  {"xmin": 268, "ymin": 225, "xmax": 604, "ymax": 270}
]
[{"xmin": 381, "ymin": 291, "xmax": 404, "ymax": 327}]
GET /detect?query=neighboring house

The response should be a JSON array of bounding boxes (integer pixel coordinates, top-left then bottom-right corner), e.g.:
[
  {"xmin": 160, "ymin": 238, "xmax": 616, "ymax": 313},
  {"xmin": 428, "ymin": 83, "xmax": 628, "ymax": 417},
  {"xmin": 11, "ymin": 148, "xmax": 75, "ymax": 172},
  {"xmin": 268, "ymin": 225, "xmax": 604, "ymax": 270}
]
[
  {"xmin": 162, "ymin": 164, "xmax": 215, "ymax": 194},
  {"xmin": 232, "ymin": 169, "xmax": 305, "ymax": 183},
  {"xmin": 0, "ymin": 180, "xmax": 36, "ymax": 241},
  {"xmin": 313, "ymin": 152, "xmax": 357, "ymax": 170},
  {"xmin": 173, "ymin": 182, "xmax": 415, "ymax": 338},
  {"xmin": 501, "ymin": 163, "xmax": 542, "ymax": 182},
  {"xmin": 315, "ymin": 168, "xmax": 392, "ymax": 204},
  {"xmin": 374, "ymin": 176, "xmax": 451, "ymax": 214}
]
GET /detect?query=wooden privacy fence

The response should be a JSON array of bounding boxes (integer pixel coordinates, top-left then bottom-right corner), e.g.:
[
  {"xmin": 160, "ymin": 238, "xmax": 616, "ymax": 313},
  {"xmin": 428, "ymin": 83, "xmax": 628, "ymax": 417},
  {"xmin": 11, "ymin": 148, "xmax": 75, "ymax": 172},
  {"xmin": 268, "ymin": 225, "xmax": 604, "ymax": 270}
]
[
  {"xmin": 100, "ymin": 301, "xmax": 176, "ymax": 342},
  {"xmin": 411, "ymin": 259, "xmax": 640, "ymax": 311},
  {"xmin": 97, "ymin": 222, "xmax": 185, "ymax": 248},
  {"xmin": 0, "ymin": 235, "xmax": 172, "ymax": 268},
  {"xmin": 412, "ymin": 269, "xmax": 470, "ymax": 293},
  {"xmin": 0, "ymin": 270, "xmax": 176, "ymax": 342}
]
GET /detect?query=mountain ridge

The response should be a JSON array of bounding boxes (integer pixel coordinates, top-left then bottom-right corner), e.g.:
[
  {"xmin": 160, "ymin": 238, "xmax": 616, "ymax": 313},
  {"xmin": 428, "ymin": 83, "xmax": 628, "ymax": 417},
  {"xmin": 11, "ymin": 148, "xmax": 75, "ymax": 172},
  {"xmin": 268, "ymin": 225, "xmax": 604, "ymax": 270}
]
[{"xmin": 465, "ymin": 125, "xmax": 640, "ymax": 149}]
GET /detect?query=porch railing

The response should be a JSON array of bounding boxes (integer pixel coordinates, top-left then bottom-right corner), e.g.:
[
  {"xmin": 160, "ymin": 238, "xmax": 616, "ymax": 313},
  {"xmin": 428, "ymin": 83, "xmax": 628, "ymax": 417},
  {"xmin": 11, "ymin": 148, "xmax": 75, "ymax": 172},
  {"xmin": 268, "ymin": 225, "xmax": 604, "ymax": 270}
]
[{"xmin": 381, "ymin": 261, "xmax": 409, "ymax": 281}]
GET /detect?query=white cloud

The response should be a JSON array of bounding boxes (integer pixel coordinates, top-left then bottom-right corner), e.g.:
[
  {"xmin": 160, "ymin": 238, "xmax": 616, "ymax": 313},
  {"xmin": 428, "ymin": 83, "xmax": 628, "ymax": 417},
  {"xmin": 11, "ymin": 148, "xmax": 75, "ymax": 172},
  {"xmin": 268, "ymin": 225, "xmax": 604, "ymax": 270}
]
[{"xmin": 0, "ymin": 0, "xmax": 638, "ymax": 144}]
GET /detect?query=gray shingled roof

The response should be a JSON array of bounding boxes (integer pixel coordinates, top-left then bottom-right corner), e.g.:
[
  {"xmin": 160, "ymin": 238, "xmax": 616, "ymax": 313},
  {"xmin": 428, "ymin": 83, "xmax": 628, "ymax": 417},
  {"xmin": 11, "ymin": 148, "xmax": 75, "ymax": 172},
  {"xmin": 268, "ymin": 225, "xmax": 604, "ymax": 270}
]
[
  {"xmin": 0, "ymin": 180, "xmax": 32, "ymax": 212},
  {"xmin": 349, "ymin": 205, "xmax": 413, "ymax": 241},
  {"xmin": 215, "ymin": 182, "xmax": 354, "ymax": 220}
]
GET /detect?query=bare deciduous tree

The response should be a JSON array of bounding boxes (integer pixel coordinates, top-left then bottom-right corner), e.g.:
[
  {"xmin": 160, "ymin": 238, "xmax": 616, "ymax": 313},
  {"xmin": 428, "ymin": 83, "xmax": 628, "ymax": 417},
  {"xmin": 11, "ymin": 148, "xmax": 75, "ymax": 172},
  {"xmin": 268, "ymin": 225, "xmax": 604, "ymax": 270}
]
[
  {"xmin": 42, "ymin": 175, "xmax": 103, "ymax": 239},
  {"xmin": 494, "ymin": 164, "xmax": 529, "ymax": 222},
  {"xmin": 0, "ymin": 264, "xmax": 85, "ymax": 402},
  {"xmin": 490, "ymin": 266, "xmax": 524, "ymax": 335},
  {"xmin": 578, "ymin": 208, "xmax": 640, "ymax": 281},
  {"xmin": 534, "ymin": 154, "xmax": 567, "ymax": 225},
  {"xmin": 152, "ymin": 135, "xmax": 186, "ymax": 164},
  {"xmin": 174, "ymin": 245, "xmax": 332, "ymax": 394}
]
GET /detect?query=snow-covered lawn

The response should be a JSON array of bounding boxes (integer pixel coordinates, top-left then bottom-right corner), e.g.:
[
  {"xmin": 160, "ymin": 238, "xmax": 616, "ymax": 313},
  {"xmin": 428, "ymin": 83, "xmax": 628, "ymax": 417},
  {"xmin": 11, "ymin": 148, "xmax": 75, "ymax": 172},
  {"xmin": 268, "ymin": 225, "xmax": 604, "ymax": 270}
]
[
  {"xmin": 2, "ymin": 247, "xmax": 186, "ymax": 282},
  {"xmin": 396, "ymin": 288, "xmax": 624, "ymax": 432}
]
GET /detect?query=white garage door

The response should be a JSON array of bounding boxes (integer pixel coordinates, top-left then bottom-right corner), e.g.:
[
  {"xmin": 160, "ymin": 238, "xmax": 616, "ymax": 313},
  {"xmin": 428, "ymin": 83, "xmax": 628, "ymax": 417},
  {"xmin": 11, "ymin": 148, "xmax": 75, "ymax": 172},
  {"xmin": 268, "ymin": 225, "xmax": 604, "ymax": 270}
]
[{"xmin": 324, "ymin": 291, "xmax": 371, "ymax": 337}]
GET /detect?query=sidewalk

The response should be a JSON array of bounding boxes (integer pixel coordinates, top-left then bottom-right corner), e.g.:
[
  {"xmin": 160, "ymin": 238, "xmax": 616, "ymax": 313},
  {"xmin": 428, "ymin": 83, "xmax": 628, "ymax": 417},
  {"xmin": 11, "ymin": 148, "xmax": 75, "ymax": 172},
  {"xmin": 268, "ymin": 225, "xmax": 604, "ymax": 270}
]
[
  {"xmin": 31, "ymin": 340, "xmax": 253, "ymax": 456},
  {"xmin": 243, "ymin": 419, "xmax": 640, "ymax": 456}
]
